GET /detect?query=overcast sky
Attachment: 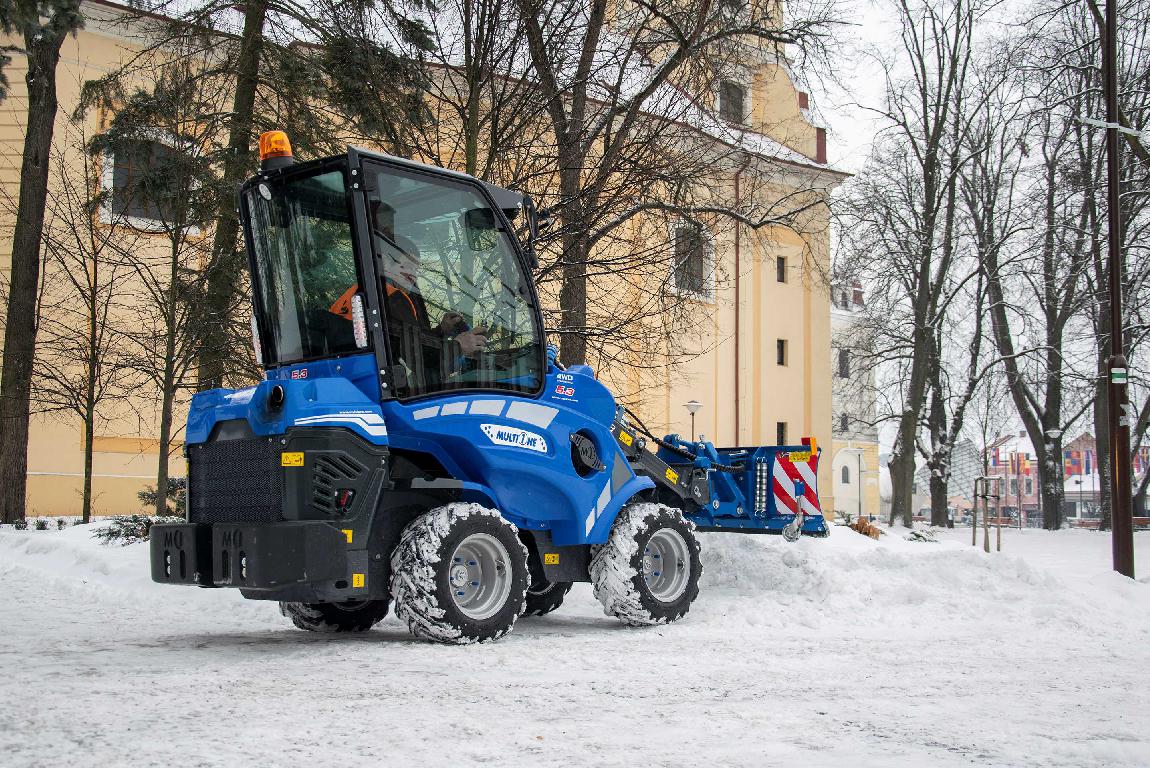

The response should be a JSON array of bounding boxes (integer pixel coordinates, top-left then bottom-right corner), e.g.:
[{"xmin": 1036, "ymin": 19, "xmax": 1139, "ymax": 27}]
[{"xmin": 810, "ymin": 0, "xmax": 901, "ymax": 173}]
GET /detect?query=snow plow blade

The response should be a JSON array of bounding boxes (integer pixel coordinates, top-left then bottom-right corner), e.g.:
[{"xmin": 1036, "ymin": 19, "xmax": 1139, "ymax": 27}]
[{"xmin": 150, "ymin": 522, "xmax": 347, "ymax": 590}]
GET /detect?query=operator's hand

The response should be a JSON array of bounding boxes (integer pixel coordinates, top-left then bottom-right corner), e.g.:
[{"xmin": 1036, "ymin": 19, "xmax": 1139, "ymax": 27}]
[
  {"xmin": 455, "ymin": 327, "xmax": 488, "ymax": 357},
  {"xmin": 437, "ymin": 311, "xmax": 469, "ymax": 336}
]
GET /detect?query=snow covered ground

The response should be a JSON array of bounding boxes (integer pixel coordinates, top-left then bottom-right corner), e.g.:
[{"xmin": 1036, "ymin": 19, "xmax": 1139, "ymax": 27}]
[{"xmin": 3, "ymin": 522, "xmax": 1150, "ymax": 767}]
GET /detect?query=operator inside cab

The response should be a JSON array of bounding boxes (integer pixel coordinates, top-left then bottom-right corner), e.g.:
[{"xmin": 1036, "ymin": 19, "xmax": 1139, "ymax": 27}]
[{"xmin": 329, "ymin": 199, "xmax": 488, "ymax": 390}]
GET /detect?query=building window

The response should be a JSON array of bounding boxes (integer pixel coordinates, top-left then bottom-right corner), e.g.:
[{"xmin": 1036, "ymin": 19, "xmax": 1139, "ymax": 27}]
[
  {"xmin": 108, "ymin": 138, "xmax": 181, "ymax": 225},
  {"xmin": 839, "ymin": 413, "xmax": 849, "ymax": 432},
  {"xmin": 1010, "ymin": 478, "xmax": 1018, "ymax": 497},
  {"xmin": 1025, "ymin": 477, "xmax": 1033, "ymax": 495},
  {"xmin": 838, "ymin": 349, "xmax": 850, "ymax": 378},
  {"xmin": 776, "ymin": 421, "xmax": 787, "ymax": 446},
  {"xmin": 776, "ymin": 256, "xmax": 786, "ymax": 283},
  {"xmin": 672, "ymin": 224, "xmax": 711, "ymax": 298},
  {"xmin": 776, "ymin": 339, "xmax": 787, "ymax": 366},
  {"xmin": 719, "ymin": 0, "xmax": 744, "ymax": 15},
  {"xmin": 841, "ymin": 465, "xmax": 850, "ymax": 484},
  {"xmin": 719, "ymin": 80, "xmax": 746, "ymax": 123}
]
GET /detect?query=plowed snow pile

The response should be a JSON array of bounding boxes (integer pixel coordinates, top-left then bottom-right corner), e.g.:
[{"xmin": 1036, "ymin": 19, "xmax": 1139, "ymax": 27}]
[{"xmin": 2, "ymin": 523, "xmax": 1148, "ymax": 767}]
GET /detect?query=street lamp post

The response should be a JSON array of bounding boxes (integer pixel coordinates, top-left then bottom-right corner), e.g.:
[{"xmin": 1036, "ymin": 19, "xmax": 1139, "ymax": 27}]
[{"xmin": 684, "ymin": 400, "xmax": 703, "ymax": 442}]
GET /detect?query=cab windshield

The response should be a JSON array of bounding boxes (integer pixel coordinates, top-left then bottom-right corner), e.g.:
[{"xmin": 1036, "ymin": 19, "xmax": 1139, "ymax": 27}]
[
  {"xmin": 246, "ymin": 167, "xmax": 362, "ymax": 365},
  {"xmin": 364, "ymin": 161, "xmax": 544, "ymax": 399}
]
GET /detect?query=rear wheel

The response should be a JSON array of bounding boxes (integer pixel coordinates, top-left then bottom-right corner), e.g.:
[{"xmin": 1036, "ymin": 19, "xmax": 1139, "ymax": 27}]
[
  {"xmin": 390, "ymin": 503, "xmax": 528, "ymax": 644},
  {"xmin": 520, "ymin": 535, "xmax": 572, "ymax": 617},
  {"xmin": 590, "ymin": 503, "xmax": 702, "ymax": 626},
  {"xmin": 279, "ymin": 599, "xmax": 390, "ymax": 632}
]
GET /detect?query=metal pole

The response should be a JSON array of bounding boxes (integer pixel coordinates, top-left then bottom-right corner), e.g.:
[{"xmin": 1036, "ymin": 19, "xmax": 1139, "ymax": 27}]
[
  {"xmin": 1105, "ymin": 0, "xmax": 1135, "ymax": 577},
  {"xmin": 996, "ymin": 477, "xmax": 1002, "ymax": 552},
  {"xmin": 858, "ymin": 451, "xmax": 863, "ymax": 521},
  {"xmin": 690, "ymin": 412, "xmax": 696, "ymax": 442},
  {"xmin": 983, "ymin": 485, "xmax": 991, "ymax": 554},
  {"xmin": 973, "ymin": 478, "xmax": 980, "ymax": 547}
]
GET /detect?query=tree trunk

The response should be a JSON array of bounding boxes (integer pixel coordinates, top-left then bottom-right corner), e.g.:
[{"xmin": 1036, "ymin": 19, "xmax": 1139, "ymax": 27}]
[
  {"xmin": 929, "ymin": 467, "xmax": 948, "ymax": 527},
  {"xmin": 197, "ymin": 0, "xmax": 268, "ymax": 391},
  {"xmin": 557, "ymin": 160, "xmax": 588, "ymax": 365},
  {"xmin": 0, "ymin": 29, "xmax": 69, "ymax": 524},
  {"xmin": 82, "ymin": 413, "xmax": 95, "ymax": 524},
  {"xmin": 1038, "ymin": 439, "xmax": 1064, "ymax": 530},
  {"xmin": 156, "ymin": 235, "xmax": 182, "ymax": 517}
]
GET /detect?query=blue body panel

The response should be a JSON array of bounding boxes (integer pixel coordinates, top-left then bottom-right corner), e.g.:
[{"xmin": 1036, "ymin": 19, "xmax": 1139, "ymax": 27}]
[
  {"xmin": 187, "ymin": 358, "xmax": 652, "ymax": 546},
  {"xmin": 187, "ymin": 354, "xmax": 826, "ymax": 542}
]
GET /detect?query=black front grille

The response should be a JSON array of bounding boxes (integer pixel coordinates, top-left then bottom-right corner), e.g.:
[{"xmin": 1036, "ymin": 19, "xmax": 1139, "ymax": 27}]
[{"xmin": 187, "ymin": 437, "xmax": 284, "ymax": 524}]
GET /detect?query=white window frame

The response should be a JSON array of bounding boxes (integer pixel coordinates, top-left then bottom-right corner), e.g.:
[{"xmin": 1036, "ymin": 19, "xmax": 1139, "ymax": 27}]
[
  {"xmin": 668, "ymin": 221, "xmax": 716, "ymax": 301},
  {"xmin": 100, "ymin": 129, "xmax": 202, "ymax": 235}
]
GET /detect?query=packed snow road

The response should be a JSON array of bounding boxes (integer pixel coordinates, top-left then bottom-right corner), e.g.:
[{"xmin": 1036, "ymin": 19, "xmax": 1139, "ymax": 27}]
[{"xmin": 3, "ymin": 524, "xmax": 1150, "ymax": 767}]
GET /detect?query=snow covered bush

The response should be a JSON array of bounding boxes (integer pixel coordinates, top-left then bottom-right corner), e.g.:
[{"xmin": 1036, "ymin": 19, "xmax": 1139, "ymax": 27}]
[
  {"xmin": 92, "ymin": 515, "xmax": 184, "ymax": 546},
  {"xmin": 905, "ymin": 528, "xmax": 938, "ymax": 543},
  {"xmin": 12, "ymin": 519, "xmax": 28, "ymax": 530},
  {"xmin": 33, "ymin": 519, "xmax": 49, "ymax": 530}
]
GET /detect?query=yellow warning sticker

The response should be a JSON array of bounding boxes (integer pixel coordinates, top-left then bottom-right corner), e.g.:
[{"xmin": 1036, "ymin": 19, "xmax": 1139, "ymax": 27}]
[
  {"xmin": 352, "ymin": 573, "xmax": 365, "ymax": 588},
  {"xmin": 788, "ymin": 451, "xmax": 811, "ymax": 463},
  {"xmin": 280, "ymin": 451, "xmax": 304, "ymax": 467},
  {"xmin": 544, "ymin": 553, "xmax": 560, "ymax": 565},
  {"xmin": 619, "ymin": 431, "xmax": 633, "ymax": 447},
  {"xmin": 665, "ymin": 468, "xmax": 680, "ymax": 484},
  {"xmin": 342, "ymin": 529, "xmax": 353, "ymax": 544}
]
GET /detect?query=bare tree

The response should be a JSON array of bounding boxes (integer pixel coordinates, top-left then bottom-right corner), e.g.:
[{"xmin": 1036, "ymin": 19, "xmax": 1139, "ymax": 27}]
[
  {"xmin": 87, "ymin": 56, "xmax": 225, "ymax": 517},
  {"xmin": 0, "ymin": 0, "xmax": 84, "ymax": 524},
  {"xmin": 839, "ymin": 0, "xmax": 993, "ymax": 527},
  {"xmin": 511, "ymin": 0, "xmax": 840, "ymax": 368},
  {"xmin": 31, "ymin": 125, "xmax": 138, "ymax": 523}
]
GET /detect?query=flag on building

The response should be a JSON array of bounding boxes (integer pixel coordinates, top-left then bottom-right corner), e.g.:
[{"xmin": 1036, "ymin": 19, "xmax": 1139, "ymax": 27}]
[
  {"xmin": 1064, "ymin": 450, "xmax": 1082, "ymax": 476},
  {"xmin": 1135, "ymin": 447, "xmax": 1150, "ymax": 474},
  {"xmin": 1085, "ymin": 449, "xmax": 1093, "ymax": 475}
]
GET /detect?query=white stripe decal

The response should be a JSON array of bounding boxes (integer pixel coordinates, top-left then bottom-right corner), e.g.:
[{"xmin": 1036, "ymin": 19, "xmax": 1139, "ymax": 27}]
[
  {"xmin": 796, "ymin": 461, "xmax": 818, "ymax": 492},
  {"xmin": 596, "ymin": 482, "xmax": 611, "ymax": 514},
  {"xmin": 440, "ymin": 402, "xmax": 468, "ymax": 416},
  {"xmin": 505, "ymin": 401, "xmax": 558, "ymax": 429},
  {"xmin": 468, "ymin": 399, "xmax": 505, "ymax": 416},
  {"xmin": 295, "ymin": 412, "xmax": 385, "ymax": 425},
  {"xmin": 413, "ymin": 406, "xmax": 440, "ymax": 420},
  {"xmin": 293, "ymin": 416, "xmax": 387, "ymax": 437},
  {"xmin": 773, "ymin": 461, "xmax": 795, "ymax": 498}
]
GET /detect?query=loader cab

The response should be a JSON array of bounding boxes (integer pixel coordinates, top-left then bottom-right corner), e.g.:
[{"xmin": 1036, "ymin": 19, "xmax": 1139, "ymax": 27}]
[{"xmin": 240, "ymin": 142, "xmax": 546, "ymax": 402}]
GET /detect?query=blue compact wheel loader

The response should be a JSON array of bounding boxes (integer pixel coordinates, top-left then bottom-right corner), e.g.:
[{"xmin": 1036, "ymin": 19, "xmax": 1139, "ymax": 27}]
[{"xmin": 150, "ymin": 131, "xmax": 828, "ymax": 643}]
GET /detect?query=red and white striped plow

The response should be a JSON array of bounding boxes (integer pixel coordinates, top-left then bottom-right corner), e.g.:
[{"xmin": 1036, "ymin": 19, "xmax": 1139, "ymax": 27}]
[{"xmin": 772, "ymin": 437, "xmax": 821, "ymax": 515}]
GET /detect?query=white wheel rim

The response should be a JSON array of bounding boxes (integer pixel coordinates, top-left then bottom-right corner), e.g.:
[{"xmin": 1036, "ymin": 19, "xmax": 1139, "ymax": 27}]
[
  {"xmin": 642, "ymin": 528, "xmax": 690, "ymax": 603},
  {"xmin": 448, "ymin": 533, "xmax": 513, "ymax": 620}
]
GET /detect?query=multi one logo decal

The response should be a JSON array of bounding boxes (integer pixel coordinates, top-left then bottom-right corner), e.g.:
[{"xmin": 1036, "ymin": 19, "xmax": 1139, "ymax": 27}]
[{"xmin": 480, "ymin": 424, "xmax": 548, "ymax": 453}]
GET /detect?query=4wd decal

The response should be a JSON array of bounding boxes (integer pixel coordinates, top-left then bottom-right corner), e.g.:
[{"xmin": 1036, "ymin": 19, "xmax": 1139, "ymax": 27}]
[{"xmin": 480, "ymin": 424, "xmax": 549, "ymax": 453}]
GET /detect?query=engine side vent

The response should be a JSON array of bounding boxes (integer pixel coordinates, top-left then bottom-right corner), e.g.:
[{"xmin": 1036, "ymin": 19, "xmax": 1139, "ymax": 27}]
[{"xmin": 311, "ymin": 454, "xmax": 367, "ymax": 515}]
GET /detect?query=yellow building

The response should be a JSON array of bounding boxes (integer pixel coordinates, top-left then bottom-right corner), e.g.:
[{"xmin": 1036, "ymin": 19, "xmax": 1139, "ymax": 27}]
[{"xmin": 1, "ymin": 0, "xmax": 844, "ymax": 517}]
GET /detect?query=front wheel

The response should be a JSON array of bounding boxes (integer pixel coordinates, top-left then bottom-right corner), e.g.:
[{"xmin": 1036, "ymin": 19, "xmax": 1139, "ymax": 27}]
[
  {"xmin": 390, "ymin": 503, "xmax": 529, "ymax": 644},
  {"xmin": 279, "ymin": 599, "xmax": 390, "ymax": 632},
  {"xmin": 590, "ymin": 503, "xmax": 702, "ymax": 626}
]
